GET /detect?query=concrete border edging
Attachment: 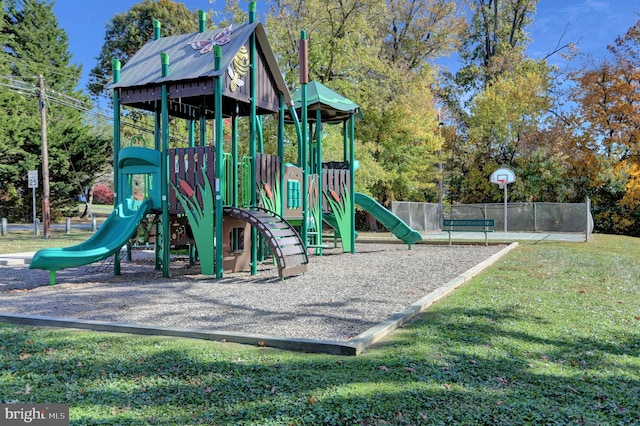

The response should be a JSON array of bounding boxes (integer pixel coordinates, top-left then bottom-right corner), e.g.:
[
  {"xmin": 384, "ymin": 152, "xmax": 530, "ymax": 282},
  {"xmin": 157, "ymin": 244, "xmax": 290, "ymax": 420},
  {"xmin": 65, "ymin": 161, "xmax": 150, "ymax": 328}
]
[
  {"xmin": 0, "ymin": 313, "xmax": 356, "ymax": 355},
  {"xmin": 348, "ymin": 242, "xmax": 519, "ymax": 354},
  {"xmin": 0, "ymin": 243, "xmax": 518, "ymax": 356}
]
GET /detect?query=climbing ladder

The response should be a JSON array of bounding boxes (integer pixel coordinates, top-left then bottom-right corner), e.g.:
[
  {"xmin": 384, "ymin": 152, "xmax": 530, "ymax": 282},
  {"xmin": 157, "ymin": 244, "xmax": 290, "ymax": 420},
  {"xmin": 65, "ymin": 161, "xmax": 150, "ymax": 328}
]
[{"xmin": 223, "ymin": 207, "xmax": 308, "ymax": 279}]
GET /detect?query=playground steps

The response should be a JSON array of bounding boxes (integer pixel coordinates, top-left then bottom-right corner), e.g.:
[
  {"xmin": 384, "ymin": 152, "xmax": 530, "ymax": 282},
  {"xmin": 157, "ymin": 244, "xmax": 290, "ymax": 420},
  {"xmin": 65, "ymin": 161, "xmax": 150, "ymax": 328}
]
[{"xmin": 223, "ymin": 207, "xmax": 308, "ymax": 279}]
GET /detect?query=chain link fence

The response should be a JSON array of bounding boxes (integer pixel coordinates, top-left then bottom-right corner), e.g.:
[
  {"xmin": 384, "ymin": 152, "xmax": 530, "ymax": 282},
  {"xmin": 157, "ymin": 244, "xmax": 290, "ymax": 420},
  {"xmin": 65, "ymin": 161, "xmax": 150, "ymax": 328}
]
[
  {"xmin": 392, "ymin": 200, "xmax": 594, "ymax": 238},
  {"xmin": 390, "ymin": 202, "xmax": 441, "ymax": 233}
]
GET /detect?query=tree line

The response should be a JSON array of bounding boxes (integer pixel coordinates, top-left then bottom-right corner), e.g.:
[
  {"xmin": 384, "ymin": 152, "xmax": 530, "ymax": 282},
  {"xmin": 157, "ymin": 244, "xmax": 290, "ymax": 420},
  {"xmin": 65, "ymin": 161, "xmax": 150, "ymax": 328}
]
[
  {"xmin": 0, "ymin": 0, "xmax": 110, "ymax": 221},
  {"xmin": 1, "ymin": 0, "xmax": 639, "ymax": 236}
]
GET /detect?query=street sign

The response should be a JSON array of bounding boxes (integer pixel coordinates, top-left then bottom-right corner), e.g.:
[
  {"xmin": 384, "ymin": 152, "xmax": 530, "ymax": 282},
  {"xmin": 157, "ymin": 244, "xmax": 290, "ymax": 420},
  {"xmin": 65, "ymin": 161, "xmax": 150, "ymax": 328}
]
[
  {"xmin": 28, "ymin": 170, "xmax": 38, "ymax": 188},
  {"xmin": 28, "ymin": 170, "xmax": 39, "ymax": 235}
]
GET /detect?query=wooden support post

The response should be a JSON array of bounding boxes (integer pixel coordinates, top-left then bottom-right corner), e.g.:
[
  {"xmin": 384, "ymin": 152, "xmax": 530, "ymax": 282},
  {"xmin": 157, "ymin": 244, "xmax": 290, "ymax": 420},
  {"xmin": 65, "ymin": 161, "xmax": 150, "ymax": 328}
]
[{"xmin": 38, "ymin": 74, "xmax": 50, "ymax": 240}]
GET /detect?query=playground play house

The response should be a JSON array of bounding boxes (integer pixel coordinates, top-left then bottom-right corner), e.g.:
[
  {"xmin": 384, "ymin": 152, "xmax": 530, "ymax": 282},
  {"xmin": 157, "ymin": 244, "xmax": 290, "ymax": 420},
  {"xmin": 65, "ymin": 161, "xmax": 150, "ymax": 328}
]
[{"xmin": 30, "ymin": 2, "xmax": 421, "ymax": 284}]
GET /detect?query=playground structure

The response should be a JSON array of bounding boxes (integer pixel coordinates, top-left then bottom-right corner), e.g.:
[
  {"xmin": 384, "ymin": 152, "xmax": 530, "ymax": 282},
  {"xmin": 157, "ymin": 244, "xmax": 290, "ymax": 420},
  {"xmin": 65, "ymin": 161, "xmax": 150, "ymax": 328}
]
[{"xmin": 29, "ymin": 2, "xmax": 421, "ymax": 284}]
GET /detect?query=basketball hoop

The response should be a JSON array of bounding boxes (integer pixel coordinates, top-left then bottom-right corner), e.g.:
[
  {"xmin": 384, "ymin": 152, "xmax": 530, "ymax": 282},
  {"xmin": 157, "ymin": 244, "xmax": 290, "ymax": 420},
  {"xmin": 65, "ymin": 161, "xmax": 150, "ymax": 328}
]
[
  {"xmin": 490, "ymin": 168, "xmax": 515, "ymax": 188},
  {"xmin": 490, "ymin": 166, "xmax": 517, "ymax": 233}
]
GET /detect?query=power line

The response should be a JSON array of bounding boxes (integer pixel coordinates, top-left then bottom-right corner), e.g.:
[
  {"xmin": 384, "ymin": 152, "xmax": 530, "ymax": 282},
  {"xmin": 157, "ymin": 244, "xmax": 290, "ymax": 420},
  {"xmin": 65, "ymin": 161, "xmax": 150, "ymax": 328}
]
[{"xmin": 0, "ymin": 75, "xmax": 189, "ymax": 143}]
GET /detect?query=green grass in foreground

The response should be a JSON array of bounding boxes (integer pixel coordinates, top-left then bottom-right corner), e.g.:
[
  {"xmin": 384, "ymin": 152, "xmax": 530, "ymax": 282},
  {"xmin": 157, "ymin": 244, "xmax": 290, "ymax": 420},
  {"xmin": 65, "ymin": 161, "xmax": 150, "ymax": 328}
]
[{"xmin": 1, "ymin": 234, "xmax": 638, "ymax": 425}]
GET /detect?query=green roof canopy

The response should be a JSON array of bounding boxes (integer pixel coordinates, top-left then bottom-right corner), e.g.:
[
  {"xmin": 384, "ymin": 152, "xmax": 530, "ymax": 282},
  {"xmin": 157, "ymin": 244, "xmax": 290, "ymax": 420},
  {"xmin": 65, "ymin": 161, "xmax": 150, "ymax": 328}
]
[{"xmin": 290, "ymin": 81, "xmax": 360, "ymax": 123}]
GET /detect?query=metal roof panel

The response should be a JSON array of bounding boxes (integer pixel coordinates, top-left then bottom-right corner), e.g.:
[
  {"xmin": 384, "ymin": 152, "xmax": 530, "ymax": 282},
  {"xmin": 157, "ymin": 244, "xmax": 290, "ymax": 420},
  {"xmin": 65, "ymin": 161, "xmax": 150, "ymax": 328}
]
[{"xmin": 107, "ymin": 22, "xmax": 258, "ymax": 89}]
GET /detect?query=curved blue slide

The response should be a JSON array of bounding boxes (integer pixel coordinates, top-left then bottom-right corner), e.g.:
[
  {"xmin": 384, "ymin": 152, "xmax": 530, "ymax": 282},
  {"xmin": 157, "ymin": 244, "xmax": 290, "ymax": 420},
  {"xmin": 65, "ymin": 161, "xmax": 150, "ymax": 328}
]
[
  {"xmin": 354, "ymin": 192, "xmax": 422, "ymax": 245},
  {"xmin": 29, "ymin": 198, "xmax": 151, "ymax": 284}
]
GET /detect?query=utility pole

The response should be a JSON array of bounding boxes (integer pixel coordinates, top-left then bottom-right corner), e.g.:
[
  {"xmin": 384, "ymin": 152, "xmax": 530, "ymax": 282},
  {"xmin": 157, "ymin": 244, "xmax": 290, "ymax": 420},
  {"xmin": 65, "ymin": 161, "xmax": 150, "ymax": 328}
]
[{"xmin": 39, "ymin": 74, "xmax": 50, "ymax": 239}]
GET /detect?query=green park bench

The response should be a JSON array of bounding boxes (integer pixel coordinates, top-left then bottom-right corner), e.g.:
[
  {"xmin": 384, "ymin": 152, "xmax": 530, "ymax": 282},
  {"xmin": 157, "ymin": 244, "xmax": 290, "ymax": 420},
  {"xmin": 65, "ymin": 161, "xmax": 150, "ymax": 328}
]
[{"xmin": 443, "ymin": 219, "xmax": 495, "ymax": 246}]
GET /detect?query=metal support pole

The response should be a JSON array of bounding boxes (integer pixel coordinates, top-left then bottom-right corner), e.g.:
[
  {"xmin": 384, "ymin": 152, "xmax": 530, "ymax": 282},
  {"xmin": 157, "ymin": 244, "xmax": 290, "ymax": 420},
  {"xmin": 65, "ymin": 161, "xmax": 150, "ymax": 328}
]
[
  {"xmin": 349, "ymin": 115, "xmax": 356, "ymax": 253},
  {"xmin": 249, "ymin": 2, "xmax": 258, "ymax": 275},
  {"xmin": 299, "ymin": 31, "xmax": 309, "ymax": 249},
  {"xmin": 278, "ymin": 93, "xmax": 286, "ymax": 216},
  {"xmin": 111, "ymin": 60, "xmax": 121, "ymax": 274},
  {"xmin": 438, "ymin": 120, "xmax": 444, "ymax": 226},
  {"xmin": 504, "ymin": 184, "xmax": 508, "ymax": 233},
  {"xmin": 160, "ymin": 83, "xmax": 170, "ymax": 278},
  {"xmin": 585, "ymin": 196, "xmax": 591, "ymax": 241},
  {"xmin": 315, "ymin": 109, "xmax": 323, "ymax": 254},
  {"xmin": 32, "ymin": 188, "xmax": 37, "ymax": 235},
  {"xmin": 214, "ymin": 45, "xmax": 224, "ymax": 279}
]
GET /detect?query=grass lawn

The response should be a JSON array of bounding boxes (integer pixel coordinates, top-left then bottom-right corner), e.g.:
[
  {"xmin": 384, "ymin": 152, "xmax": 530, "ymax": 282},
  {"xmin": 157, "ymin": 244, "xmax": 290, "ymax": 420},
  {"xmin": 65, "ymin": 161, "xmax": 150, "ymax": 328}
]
[
  {"xmin": 83, "ymin": 203, "xmax": 113, "ymax": 217},
  {"xmin": 1, "ymin": 234, "xmax": 638, "ymax": 424},
  {"xmin": 0, "ymin": 203, "xmax": 111, "ymax": 253},
  {"xmin": 0, "ymin": 230, "xmax": 95, "ymax": 253}
]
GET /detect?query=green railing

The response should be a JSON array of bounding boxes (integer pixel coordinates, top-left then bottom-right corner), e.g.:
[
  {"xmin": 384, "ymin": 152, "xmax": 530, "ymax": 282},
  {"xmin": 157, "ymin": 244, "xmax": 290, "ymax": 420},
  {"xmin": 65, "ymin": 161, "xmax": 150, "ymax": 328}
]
[
  {"xmin": 176, "ymin": 151, "xmax": 251, "ymax": 209},
  {"xmin": 240, "ymin": 156, "xmax": 252, "ymax": 208},
  {"xmin": 222, "ymin": 153, "xmax": 233, "ymax": 206}
]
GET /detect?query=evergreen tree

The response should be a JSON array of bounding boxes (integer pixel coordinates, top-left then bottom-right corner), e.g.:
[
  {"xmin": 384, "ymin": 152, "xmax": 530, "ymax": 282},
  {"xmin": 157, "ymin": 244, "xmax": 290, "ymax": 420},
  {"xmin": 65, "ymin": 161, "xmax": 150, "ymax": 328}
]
[{"xmin": 0, "ymin": 0, "xmax": 110, "ymax": 221}]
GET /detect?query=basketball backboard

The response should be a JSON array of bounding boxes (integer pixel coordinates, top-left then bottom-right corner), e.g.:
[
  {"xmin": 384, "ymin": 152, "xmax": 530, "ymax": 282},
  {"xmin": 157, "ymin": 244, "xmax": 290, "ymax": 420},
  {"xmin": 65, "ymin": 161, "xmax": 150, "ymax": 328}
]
[{"xmin": 490, "ymin": 167, "xmax": 516, "ymax": 187}]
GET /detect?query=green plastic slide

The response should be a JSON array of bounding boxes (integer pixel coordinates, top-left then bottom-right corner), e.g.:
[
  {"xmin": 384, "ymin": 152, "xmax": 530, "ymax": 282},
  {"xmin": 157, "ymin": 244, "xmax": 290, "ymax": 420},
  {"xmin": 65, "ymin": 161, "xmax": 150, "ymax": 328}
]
[
  {"xmin": 322, "ymin": 212, "xmax": 340, "ymax": 234},
  {"xmin": 354, "ymin": 192, "xmax": 422, "ymax": 245},
  {"xmin": 29, "ymin": 198, "xmax": 151, "ymax": 275}
]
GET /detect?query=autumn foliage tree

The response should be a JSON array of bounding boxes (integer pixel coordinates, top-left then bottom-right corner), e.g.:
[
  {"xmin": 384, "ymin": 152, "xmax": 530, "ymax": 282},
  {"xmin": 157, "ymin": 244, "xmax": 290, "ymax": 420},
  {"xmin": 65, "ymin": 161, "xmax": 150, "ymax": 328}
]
[
  {"xmin": 570, "ymin": 20, "xmax": 640, "ymax": 235},
  {"xmin": 442, "ymin": 0, "xmax": 553, "ymax": 204}
]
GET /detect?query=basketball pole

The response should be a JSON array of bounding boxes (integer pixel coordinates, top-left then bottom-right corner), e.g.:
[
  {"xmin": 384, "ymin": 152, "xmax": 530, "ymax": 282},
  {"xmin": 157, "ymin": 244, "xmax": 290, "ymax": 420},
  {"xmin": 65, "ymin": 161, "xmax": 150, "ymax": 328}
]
[
  {"xmin": 503, "ymin": 182, "xmax": 508, "ymax": 232},
  {"xmin": 491, "ymin": 167, "xmax": 515, "ymax": 234}
]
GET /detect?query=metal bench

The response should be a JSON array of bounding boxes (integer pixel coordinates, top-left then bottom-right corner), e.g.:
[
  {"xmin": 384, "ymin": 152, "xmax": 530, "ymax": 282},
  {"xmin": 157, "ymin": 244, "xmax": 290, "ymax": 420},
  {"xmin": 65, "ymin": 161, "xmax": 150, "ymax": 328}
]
[{"xmin": 443, "ymin": 219, "xmax": 495, "ymax": 246}]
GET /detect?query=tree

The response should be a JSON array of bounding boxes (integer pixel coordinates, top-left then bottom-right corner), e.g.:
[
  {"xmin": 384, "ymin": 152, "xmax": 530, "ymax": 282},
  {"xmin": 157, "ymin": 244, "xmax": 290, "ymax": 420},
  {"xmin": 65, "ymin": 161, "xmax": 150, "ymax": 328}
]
[
  {"xmin": 570, "ymin": 20, "xmax": 640, "ymax": 235},
  {"xmin": 265, "ymin": 0, "xmax": 462, "ymax": 204},
  {"xmin": 87, "ymin": 0, "xmax": 200, "ymax": 101},
  {"xmin": 461, "ymin": 0, "xmax": 535, "ymax": 70},
  {"xmin": 456, "ymin": 57, "xmax": 556, "ymax": 202},
  {"xmin": 441, "ymin": 0, "xmax": 563, "ymax": 204},
  {"xmin": 382, "ymin": 0, "xmax": 465, "ymax": 70},
  {"xmin": 0, "ymin": 0, "xmax": 110, "ymax": 221},
  {"xmin": 440, "ymin": 0, "xmax": 538, "ymax": 125},
  {"xmin": 0, "ymin": 2, "xmax": 30, "ymax": 216},
  {"xmin": 468, "ymin": 59, "xmax": 551, "ymax": 163}
]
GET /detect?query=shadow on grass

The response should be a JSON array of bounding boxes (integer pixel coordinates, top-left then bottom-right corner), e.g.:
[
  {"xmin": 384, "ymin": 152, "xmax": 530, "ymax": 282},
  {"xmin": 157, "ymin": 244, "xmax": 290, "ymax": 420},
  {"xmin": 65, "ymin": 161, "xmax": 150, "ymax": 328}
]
[{"xmin": 2, "ymin": 303, "xmax": 638, "ymax": 425}]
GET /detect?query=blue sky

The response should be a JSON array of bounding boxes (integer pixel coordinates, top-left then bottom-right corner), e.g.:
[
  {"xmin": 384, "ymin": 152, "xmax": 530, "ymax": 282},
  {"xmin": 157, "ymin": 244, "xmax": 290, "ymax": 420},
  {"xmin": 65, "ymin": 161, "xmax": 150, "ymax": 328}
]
[{"xmin": 52, "ymin": 0, "xmax": 639, "ymax": 92}]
